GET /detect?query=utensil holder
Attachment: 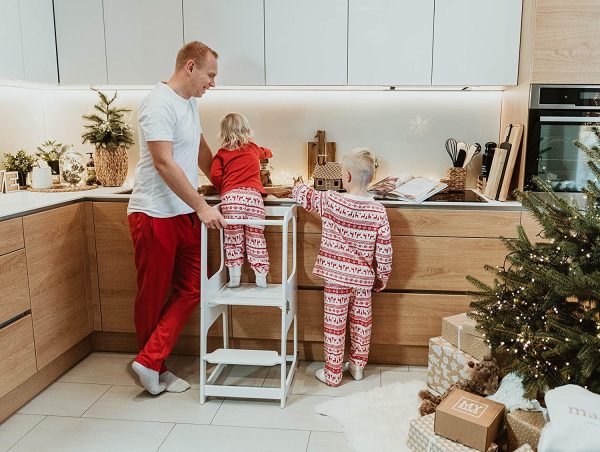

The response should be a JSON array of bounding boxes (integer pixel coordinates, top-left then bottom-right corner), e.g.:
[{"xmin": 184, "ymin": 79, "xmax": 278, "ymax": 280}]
[{"xmin": 445, "ymin": 167, "xmax": 467, "ymax": 191}]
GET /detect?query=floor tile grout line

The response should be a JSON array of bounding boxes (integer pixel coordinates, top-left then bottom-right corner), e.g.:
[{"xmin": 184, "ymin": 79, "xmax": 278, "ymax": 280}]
[
  {"xmin": 6, "ymin": 415, "xmax": 46, "ymax": 452},
  {"xmin": 208, "ymin": 398, "xmax": 225, "ymax": 425},
  {"xmin": 79, "ymin": 384, "xmax": 114, "ymax": 418},
  {"xmin": 305, "ymin": 430, "xmax": 312, "ymax": 452},
  {"xmin": 154, "ymin": 423, "xmax": 176, "ymax": 452}
]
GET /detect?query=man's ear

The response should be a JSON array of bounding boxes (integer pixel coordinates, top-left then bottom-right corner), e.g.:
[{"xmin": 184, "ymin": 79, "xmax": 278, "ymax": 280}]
[{"xmin": 346, "ymin": 171, "xmax": 352, "ymax": 182}]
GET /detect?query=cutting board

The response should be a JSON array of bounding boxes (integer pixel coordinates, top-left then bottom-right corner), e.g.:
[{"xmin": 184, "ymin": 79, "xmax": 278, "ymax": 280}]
[
  {"xmin": 497, "ymin": 124, "xmax": 524, "ymax": 201},
  {"xmin": 307, "ymin": 130, "xmax": 336, "ymax": 179}
]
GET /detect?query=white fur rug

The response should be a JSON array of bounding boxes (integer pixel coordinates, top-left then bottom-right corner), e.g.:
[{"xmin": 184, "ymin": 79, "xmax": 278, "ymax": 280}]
[{"xmin": 316, "ymin": 380, "xmax": 426, "ymax": 452}]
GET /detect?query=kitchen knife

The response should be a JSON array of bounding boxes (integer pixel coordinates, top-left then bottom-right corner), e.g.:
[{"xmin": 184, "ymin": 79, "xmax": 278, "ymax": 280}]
[{"xmin": 499, "ymin": 124, "xmax": 513, "ymax": 151}]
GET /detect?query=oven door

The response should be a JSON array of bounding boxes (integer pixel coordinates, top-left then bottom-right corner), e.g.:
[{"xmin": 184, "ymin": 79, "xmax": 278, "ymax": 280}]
[{"xmin": 526, "ymin": 109, "xmax": 600, "ymax": 192}]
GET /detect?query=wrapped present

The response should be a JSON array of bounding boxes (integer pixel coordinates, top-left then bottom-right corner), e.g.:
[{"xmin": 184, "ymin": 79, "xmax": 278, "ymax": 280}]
[
  {"xmin": 441, "ymin": 313, "xmax": 491, "ymax": 361},
  {"xmin": 407, "ymin": 413, "xmax": 498, "ymax": 452},
  {"xmin": 506, "ymin": 410, "xmax": 545, "ymax": 451},
  {"xmin": 427, "ymin": 336, "xmax": 479, "ymax": 394},
  {"xmin": 513, "ymin": 445, "xmax": 534, "ymax": 452}
]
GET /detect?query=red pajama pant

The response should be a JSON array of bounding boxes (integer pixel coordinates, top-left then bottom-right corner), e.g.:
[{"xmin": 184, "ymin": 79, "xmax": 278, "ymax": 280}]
[
  {"xmin": 221, "ymin": 187, "xmax": 270, "ymax": 274},
  {"xmin": 128, "ymin": 212, "xmax": 200, "ymax": 372},
  {"xmin": 323, "ymin": 281, "xmax": 372, "ymax": 387}
]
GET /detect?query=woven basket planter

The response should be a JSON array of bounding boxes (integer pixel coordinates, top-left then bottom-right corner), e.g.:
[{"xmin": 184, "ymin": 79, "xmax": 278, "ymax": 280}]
[{"xmin": 95, "ymin": 146, "xmax": 128, "ymax": 187}]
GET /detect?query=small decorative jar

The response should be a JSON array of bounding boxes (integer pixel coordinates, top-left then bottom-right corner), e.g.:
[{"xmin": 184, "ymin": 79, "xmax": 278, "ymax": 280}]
[{"xmin": 60, "ymin": 149, "xmax": 86, "ymax": 186}]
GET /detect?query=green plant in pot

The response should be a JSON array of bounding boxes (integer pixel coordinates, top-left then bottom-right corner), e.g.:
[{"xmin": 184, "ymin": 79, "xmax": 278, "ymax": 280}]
[
  {"xmin": 36, "ymin": 140, "xmax": 71, "ymax": 181},
  {"xmin": 82, "ymin": 89, "xmax": 134, "ymax": 187},
  {"xmin": 3, "ymin": 150, "xmax": 36, "ymax": 187}
]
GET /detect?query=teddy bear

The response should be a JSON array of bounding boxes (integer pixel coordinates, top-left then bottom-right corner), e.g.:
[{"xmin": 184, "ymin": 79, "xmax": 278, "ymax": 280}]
[{"xmin": 418, "ymin": 355, "xmax": 501, "ymax": 416}]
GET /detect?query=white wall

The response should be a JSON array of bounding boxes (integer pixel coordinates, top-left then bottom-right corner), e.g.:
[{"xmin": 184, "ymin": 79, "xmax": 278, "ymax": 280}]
[{"xmin": 0, "ymin": 83, "xmax": 502, "ymax": 186}]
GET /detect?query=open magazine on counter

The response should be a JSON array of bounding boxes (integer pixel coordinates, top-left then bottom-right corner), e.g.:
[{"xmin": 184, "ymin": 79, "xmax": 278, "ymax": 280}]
[{"xmin": 368, "ymin": 174, "xmax": 447, "ymax": 203}]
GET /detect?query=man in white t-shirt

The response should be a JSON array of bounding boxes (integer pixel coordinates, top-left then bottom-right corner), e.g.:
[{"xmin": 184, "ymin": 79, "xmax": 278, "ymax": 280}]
[{"xmin": 128, "ymin": 41, "xmax": 227, "ymax": 395}]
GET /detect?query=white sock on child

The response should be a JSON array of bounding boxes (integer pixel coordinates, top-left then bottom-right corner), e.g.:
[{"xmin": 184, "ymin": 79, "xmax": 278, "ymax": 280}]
[
  {"xmin": 315, "ymin": 368, "xmax": 327, "ymax": 384},
  {"xmin": 160, "ymin": 370, "xmax": 190, "ymax": 393},
  {"xmin": 228, "ymin": 265, "xmax": 241, "ymax": 288},
  {"xmin": 132, "ymin": 361, "xmax": 166, "ymax": 395},
  {"xmin": 255, "ymin": 270, "xmax": 268, "ymax": 288},
  {"xmin": 348, "ymin": 362, "xmax": 364, "ymax": 381}
]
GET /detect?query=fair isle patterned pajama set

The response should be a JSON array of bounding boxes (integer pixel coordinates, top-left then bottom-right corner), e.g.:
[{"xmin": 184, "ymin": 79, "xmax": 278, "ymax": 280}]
[
  {"xmin": 293, "ymin": 184, "xmax": 393, "ymax": 386},
  {"xmin": 210, "ymin": 142, "xmax": 273, "ymax": 274}
]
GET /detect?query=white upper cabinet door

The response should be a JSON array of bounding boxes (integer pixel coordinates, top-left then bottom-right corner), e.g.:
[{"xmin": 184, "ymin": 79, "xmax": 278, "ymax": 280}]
[
  {"xmin": 19, "ymin": 0, "xmax": 58, "ymax": 83},
  {"xmin": 0, "ymin": 0, "xmax": 24, "ymax": 80},
  {"xmin": 432, "ymin": 0, "xmax": 522, "ymax": 86},
  {"xmin": 54, "ymin": 0, "xmax": 107, "ymax": 84},
  {"xmin": 183, "ymin": 0, "xmax": 265, "ymax": 86},
  {"xmin": 104, "ymin": 0, "xmax": 184, "ymax": 85},
  {"xmin": 265, "ymin": 0, "xmax": 347, "ymax": 85},
  {"xmin": 348, "ymin": 0, "xmax": 434, "ymax": 86}
]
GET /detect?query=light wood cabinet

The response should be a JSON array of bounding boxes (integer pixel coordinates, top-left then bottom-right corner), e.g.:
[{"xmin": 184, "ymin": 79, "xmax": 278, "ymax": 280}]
[
  {"xmin": 265, "ymin": 0, "xmax": 348, "ymax": 85},
  {"xmin": 0, "ymin": 218, "xmax": 24, "ymax": 256},
  {"xmin": 432, "ymin": 0, "xmax": 522, "ymax": 86},
  {"xmin": 103, "ymin": 0, "xmax": 183, "ymax": 85},
  {"xmin": 532, "ymin": 0, "xmax": 600, "ymax": 84},
  {"xmin": 0, "ymin": 250, "xmax": 30, "ymax": 325},
  {"xmin": 348, "ymin": 0, "xmax": 434, "ymax": 85},
  {"xmin": 0, "ymin": 315, "xmax": 37, "ymax": 399},
  {"xmin": 24, "ymin": 204, "xmax": 89, "ymax": 369},
  {"xmin": 54, "ymin": 0, "xmax": 107, "ymax": 84},
  {"xmin": 183, "ymin": 0, "xmax": 265, "ymax": 86}
]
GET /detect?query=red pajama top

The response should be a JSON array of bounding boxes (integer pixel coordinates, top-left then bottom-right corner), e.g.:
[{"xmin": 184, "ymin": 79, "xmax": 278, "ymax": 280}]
[
  {"xmin": 292, "ymin": 183, "xmax": 393, "ymax": 289},
  {"xmin": 210, "ymin": 142, "xmax": 273, "ymax": 195}
]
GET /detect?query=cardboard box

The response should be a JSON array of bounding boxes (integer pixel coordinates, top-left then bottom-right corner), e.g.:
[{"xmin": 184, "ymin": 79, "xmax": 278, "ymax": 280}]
[
  {"xmin": 441, "ymin": 313, "xmax": 492, "ymax": 361},
  {"xmin": 427, "ymin": 336, "xmax": 479, "ymax": 394},
  {"xmin": 435, "ymin": 389, "xmax": 505, "ymax": 452},
  {"xmin": 407, "ymin": 413, "xmax": 498, "ymax": 452},
  {"xmin": 506, "ymin": 410, "xmax": 545, "ymax": 451}
]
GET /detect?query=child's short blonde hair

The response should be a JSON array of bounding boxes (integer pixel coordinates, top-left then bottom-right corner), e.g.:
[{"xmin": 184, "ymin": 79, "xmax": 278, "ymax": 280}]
[
  {"xmin": 219, "ymin": 113, "xmax": 252, "ymax": 150},
  {"xmin": 341, "ymin": 148, "xmax": 376, "ymax": 187}
]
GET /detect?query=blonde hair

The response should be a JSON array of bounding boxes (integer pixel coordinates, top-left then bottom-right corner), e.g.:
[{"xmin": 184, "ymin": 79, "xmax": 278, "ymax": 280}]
[
  {"xmin": 219, "ymin": 113, "xmax": 253, "ymax": 150},
  {"xmin": 175, "ymin": 41, "xmax": 218, "ymax": 70},
  {"xmin": 341, "ymin": 148, "xmax": 376, "ymax": 187}
]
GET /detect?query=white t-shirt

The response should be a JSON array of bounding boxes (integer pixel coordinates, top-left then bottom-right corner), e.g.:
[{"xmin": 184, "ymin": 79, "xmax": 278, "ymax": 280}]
[{"xmin": 128, "ymin": 82, "xmax": 201, "ymax": 218}]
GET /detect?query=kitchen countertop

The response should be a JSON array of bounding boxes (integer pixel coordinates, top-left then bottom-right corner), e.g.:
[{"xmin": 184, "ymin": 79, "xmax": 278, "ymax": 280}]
[{"xmin": 0, "ymin": 186, "xmax": 523, "ymax": 221}]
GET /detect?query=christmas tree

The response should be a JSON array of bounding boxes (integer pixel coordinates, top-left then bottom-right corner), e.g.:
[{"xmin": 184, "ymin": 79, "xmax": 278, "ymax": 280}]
[{"xmin": 468, "ymin": 126, "xmax": 600, "ymax": 396}]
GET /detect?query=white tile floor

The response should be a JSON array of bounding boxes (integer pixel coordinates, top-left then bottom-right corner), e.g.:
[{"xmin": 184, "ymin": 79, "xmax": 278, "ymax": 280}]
[{"xmin": 0, "ymin": 353, "xmax": 428, "ymax": 452}]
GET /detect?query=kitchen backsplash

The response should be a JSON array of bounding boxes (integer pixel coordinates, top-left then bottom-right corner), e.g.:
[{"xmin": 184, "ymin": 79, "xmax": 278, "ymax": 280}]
[{"xmin": 0, "ymin": 83, "xmax": 501, "ymax": 185}]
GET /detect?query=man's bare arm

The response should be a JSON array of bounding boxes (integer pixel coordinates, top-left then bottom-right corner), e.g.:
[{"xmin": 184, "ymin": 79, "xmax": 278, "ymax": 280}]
[
  {"xmin": 148, "ymin": 140, "xmax": 226, "ymax": 228},
  {"xmin": 198, "ymin": 134, "xmax": 213, "ymax": 177}
]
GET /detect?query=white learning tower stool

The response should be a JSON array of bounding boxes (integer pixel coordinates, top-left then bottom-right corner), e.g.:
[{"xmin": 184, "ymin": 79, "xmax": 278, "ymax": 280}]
[{"xmin": 199, "ymin": 204, "xmax": 298, "ymax": 408}]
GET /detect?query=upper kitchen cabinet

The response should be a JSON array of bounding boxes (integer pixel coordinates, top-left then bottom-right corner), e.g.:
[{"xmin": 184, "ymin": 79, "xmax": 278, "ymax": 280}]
[
  {"xmin": 348, "ymin": 0, "xmax": 434, "ymax": 86},
  {"xmin": 432, "ymin": 0, "xmax": 522, "ymax": 86},
  {"xmin": 184, "ymin": 0, "xmax": 265, "ymax": 86},
  {"xmin": 532, "ymin": 0, "xmax": 600, "ymax": 84},
  {"xmin": 0, "ymin": 0, "xmax": 57, "ymax": 83},
  {"xmin": 265, "ymin": 0, "xmax": 347, "ymax": 85},
  {"xmin": 54, "ymin": 0, "xmax": 107, "ymax": 85},
  {"xmin": 19, "ymin": 0, "xmax": 58, "ymax": 83},
  {"xmin": 103, "ymin": 0, "xmax": 183, "ymax": 85}
]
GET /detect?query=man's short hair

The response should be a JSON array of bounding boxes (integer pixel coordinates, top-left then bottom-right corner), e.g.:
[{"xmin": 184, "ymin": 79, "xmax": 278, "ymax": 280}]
[
  {"xmin": 175, "ymin": 41, "xmax": 218, "ymax": 70},
  {"xmin": 341, "ymin": 148, "xmax": 376, "ymax": 187}
]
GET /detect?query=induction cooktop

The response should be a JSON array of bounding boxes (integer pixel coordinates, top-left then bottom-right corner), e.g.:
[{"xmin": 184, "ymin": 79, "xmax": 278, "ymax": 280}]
[{"xmin": 373, "ymin": 189, "xmax": 487, "ymax": 203}]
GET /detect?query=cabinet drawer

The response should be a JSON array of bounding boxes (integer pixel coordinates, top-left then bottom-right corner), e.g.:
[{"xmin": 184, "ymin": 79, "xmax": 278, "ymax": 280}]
[
  {"xmin": 387, "ymin": 209, "xmax": 521, "ymax": 238},
  {"xmin": 0, "ymin": 250, "xmax": 30, "ymax": 324},
  {"xmin": 0, "ymin": 218, "xmax": 24, "ymax": 255},
  {"xmin": 0, "ymin": 315, "xmax": 37, "ymax": 398}
]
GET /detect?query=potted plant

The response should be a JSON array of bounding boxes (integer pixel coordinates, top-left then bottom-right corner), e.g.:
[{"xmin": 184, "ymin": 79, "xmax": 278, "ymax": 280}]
[
  {"xmin": 3, "ymin": 150, "xmax": 36, "ymax": 187},
  {"xmin": 36, "ymin": 140, "xmax": 72, "ymax": 181},
  {"xmin": 82, "ymin": 89, "xmax": 134, "ymax": 186}
]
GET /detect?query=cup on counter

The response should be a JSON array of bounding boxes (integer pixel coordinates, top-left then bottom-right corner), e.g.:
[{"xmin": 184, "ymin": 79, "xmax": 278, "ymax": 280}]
[{"xmin": 31, "ymin": 166, "xmax": 53, "ymax": 189}]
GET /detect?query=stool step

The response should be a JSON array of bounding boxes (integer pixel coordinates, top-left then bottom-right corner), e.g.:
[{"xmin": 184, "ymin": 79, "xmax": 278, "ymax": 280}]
[
  {"xmin": 204, "ymin": 349, "xmax": 281, "ymax": 366},
  {"xmin": 209, "ymin": 283, "xmax": 285, "ymax": 307}
]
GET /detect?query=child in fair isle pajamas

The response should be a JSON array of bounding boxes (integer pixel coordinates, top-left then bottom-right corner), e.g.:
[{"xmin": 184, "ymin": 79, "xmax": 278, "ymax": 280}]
[
  {"xmin": 210, "ymin": 113, "xmax": 272, "ymax": 288},
  {"xmin": 293, "ymin": 148, "xmax": 392, "ymax": 387}
]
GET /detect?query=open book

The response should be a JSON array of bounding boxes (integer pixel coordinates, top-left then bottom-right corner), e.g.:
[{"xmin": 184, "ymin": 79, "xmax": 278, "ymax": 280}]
[{"xmin": 369, "ymin": 175, "xmax": 447, "ymax": 203}]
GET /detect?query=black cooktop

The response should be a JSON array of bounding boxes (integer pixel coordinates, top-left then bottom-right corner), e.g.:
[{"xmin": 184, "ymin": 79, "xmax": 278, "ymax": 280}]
[{"xmin": 423, "ymin": 189, "xmax": 487, "ymax": 203}]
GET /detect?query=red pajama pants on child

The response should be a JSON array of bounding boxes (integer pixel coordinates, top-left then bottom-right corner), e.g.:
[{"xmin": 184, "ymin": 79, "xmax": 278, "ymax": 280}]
[
  {"xmin": 221, "ymin": 187, "xmax": 270, "ymax": 274},
  {"xmin": 323, "ymin": 281, "xmax": 373, "ymax": 387},
  {"xmin": 128, "ymin": 212, "xmax": 200, "ymax": 372}
]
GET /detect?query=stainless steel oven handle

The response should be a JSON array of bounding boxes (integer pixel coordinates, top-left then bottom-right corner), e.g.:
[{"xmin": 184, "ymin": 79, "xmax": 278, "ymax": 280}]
[{"xmin": 540, "ymin": 116, "xmax": 600, "ymax": 123}]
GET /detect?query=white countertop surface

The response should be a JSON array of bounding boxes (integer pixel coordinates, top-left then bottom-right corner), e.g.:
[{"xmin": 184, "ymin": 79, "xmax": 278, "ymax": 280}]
[{"xmin": 0, "ymin": 186, "xmax": 522, "ymax": 221}]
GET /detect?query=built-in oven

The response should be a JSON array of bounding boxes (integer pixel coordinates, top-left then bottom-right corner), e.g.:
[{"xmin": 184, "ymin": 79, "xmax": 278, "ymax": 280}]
[{"xmin": 526, "ymin": 84, "xmax": 600, "ymax": 193}]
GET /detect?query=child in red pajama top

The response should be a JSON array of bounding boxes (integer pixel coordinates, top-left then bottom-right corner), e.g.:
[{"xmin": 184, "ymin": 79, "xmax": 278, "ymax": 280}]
[
  {"xmin": 210, "ymin": 113, "xmax": 272, "ymax": 288},
  {"xmin": 293, "ymin": 148, "xmax": 393, "ymax": 387}
]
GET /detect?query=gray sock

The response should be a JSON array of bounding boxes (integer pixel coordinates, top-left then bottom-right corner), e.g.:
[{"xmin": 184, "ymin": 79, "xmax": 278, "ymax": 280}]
[
  {"xmin": 132, "ymin": 361, "xmax": 167, "ymax": 395},
  {"xmin": 160, "ymin": 370, "xmax": 190, "ymax": 393}
]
